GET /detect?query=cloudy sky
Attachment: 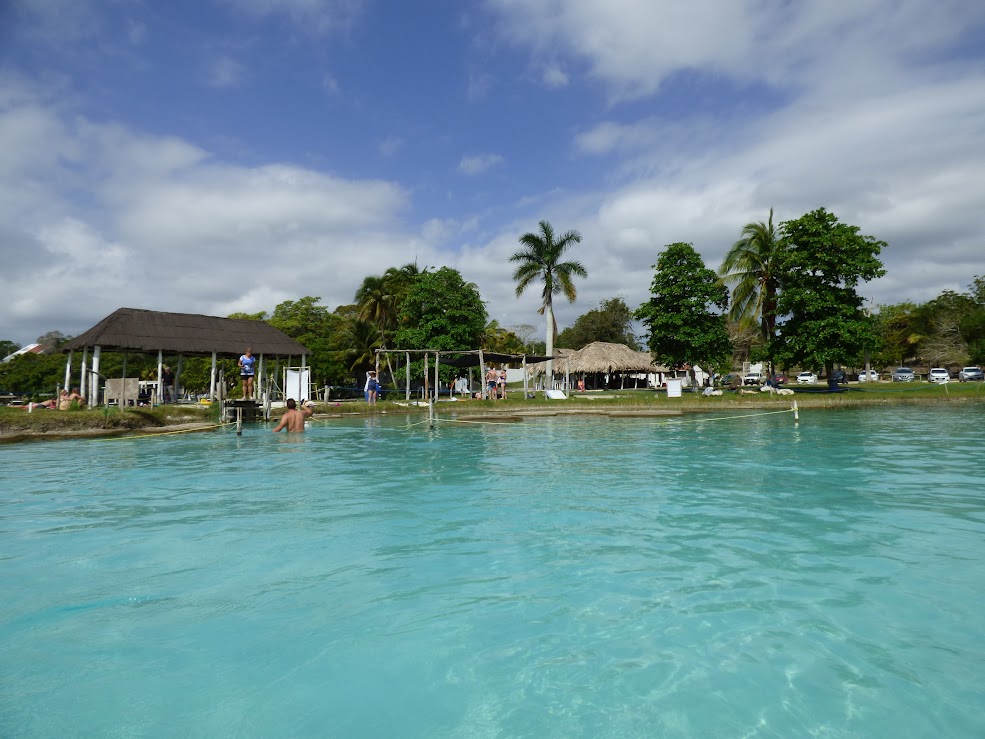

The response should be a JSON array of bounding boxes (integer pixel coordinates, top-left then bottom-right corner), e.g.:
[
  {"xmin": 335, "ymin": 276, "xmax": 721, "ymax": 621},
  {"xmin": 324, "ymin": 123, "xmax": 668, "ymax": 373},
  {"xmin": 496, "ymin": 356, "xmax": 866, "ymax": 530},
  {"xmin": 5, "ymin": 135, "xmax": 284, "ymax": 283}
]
[{"xmin": 2, "ymin": 0, "xmax": 984, "ymax": 346}]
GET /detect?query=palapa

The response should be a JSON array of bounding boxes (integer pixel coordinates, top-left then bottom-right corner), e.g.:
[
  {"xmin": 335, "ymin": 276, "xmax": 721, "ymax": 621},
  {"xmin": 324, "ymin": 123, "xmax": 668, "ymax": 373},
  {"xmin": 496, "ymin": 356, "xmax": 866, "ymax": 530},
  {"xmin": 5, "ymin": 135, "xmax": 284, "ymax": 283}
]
[{"xmin": 565, "ymin": 342, "xmax": 660, "ymax": 374}]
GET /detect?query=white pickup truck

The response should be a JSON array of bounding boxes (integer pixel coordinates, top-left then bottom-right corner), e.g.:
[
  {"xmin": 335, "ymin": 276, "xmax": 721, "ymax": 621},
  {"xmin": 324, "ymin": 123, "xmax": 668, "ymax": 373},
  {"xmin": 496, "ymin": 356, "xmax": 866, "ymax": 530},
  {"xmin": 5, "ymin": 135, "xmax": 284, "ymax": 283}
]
[{"xmin": 743, "ymin": 371, "xmax": 763, "ymax": 386}]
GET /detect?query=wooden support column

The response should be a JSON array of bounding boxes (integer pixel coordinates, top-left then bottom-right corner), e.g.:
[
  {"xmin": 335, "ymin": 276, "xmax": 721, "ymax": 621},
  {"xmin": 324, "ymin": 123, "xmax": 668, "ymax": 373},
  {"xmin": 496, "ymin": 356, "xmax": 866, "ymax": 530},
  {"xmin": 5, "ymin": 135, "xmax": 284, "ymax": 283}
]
[
  {"xmin": 90, "ymin": 345, "xmax": 101, "ymax": 405},
  {"xmin": 478, "ymin": 349, "xmax": 485, "ymax": 399}
]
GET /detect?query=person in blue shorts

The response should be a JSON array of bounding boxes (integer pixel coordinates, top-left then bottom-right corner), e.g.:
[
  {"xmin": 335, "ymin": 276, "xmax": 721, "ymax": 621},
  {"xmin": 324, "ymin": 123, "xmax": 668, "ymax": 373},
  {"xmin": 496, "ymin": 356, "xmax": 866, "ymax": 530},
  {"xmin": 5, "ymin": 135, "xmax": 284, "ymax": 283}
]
[{"xmin": 238, "ymin": 347, "xmax": 256, "ymax": 400}]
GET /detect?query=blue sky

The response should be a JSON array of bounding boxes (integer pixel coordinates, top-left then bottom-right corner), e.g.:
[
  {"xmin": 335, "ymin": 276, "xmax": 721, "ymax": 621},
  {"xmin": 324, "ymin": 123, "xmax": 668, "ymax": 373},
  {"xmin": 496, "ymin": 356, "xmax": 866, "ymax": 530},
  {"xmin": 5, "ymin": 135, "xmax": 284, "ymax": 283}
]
[{"xmin": 2, "ymin": 0, "xmax": 985, "ymax": 346}]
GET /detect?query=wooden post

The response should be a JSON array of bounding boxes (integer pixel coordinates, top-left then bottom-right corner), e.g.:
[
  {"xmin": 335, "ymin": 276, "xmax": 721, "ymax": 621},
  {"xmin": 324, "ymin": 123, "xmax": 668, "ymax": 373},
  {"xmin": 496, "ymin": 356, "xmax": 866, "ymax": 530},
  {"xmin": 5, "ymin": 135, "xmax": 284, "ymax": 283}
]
[
  {"xmin": 91, "ymin": 345, "xmax": 101, "ymax": 406},
  {"xmin": 64, "ymin": 351, "xmax": 73, "ymax": 392},
  {"xmin": 522, "ymin": 356, "xmax": 528, "ymax": 399},
  {"xmin": 157, "ymin": 349, "xmax": 164, "ymax": 405},
  {"xmin": 209, "ymin": 352, "xmax": 217, "ymax": 401},
  {"xmin": 478, "ymin": 349, "xmax": 485, "ymax": 399},
  {"xmin": 406, "ymin": 352, "xmax": 411, "ymax": 401},
  {"xmin": 80, "ymin": 347, "xmax": 88, "ymax": 397},
  {"xmin": 424, "ymin": 353, "xmax": 429, "ymax": 402}
]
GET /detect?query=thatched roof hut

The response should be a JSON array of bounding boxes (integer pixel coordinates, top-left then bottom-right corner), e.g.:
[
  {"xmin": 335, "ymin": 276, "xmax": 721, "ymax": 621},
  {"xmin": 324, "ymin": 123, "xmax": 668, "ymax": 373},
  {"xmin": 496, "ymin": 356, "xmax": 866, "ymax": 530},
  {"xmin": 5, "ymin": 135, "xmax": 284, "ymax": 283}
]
[
  {"xmin": 59, "ymin": 307, "xmax": 310, "ymax": 407},
  {"xmin": 63, "ymin": 307, "xmax": 308, "ymax": 357},
  {"xmin": 566, "ymin": 342, "xmax": 662, "ymax": 374}
]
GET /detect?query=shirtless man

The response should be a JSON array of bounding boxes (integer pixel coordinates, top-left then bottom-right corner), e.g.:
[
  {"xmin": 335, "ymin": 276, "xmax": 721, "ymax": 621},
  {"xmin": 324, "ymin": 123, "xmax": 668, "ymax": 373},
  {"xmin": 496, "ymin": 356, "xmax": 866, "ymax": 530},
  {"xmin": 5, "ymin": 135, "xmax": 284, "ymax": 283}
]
[
  {"xmin": 272, "ymin": 398, "xmax": 314, "ymax": 433},
  {"xmin": 485, "ymin": 366, "xmax": 498, "ymax": 400}
]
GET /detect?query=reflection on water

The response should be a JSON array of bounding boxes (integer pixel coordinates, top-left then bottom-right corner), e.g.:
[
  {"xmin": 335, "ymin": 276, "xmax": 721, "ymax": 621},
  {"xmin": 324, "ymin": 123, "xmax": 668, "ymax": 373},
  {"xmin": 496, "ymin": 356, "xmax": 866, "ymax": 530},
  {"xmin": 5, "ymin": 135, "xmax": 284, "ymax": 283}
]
[{"xmin": 1, "ymin": 407, "xmax": 984, "ymax": 737}]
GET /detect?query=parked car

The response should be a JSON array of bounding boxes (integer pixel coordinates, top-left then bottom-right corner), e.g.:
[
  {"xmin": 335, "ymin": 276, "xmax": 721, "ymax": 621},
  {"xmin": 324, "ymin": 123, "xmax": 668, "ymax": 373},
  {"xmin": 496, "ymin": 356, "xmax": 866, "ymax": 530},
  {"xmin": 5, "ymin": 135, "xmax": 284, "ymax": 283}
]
[
  {"xmin": 743, "ymin": 371, "xmax": 763, "ymax": 386},
  {"xmin": 719, "ymin": 373, "xmax": 741, "ymax": 387},
  {"xmin": 958, "ymin": 366, "xmax": 984, "ymax": 382},
  {"xmin": 773, "ymin": 373, "xmax": 787, "ymax": 385},
  {"xmin": 928, "ymin": 368, "xmax": 951, "ymax": 383},
  {"xmin": 857, "ymin": 370, "xmax": 879, "ymax": 382},
  {"xmin": 829, "ymin": 370, "xmax": 847, "ymax": 385},
  {"xmin": 892, "ymin": 367, "xmax": 915, "ymax": 382},
  {"xmin": 797, "ymin": 372, "xmax": 817, "ymax": 384}
]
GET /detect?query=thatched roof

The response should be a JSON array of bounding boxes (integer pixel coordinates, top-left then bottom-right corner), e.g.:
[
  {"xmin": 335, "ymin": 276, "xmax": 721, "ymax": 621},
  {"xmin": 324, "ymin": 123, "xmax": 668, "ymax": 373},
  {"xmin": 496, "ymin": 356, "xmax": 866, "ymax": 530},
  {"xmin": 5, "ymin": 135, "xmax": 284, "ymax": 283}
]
[
  {"xmin": 529, "ymin": 342, "xmax": 667, "ymax": 374},
  {"xmin": 61, "ymin": 308, "xmax": 309, "ymax": 357},
  {"xmin": 567, "ymin": 342, "xmax": 661, "ymax": 373}
]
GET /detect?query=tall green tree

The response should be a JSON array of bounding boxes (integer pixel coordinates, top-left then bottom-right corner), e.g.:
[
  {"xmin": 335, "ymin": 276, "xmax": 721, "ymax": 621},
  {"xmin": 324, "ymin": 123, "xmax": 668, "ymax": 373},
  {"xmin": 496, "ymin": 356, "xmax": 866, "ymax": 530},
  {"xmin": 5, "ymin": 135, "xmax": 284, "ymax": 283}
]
[
  {"xmin": 556, "ymin": 297, "xmax": 639, "ymax": 350},
  {"xmin": 719, "ymin": 208, "xmax": 784, "ymax": 354},
  {"xmin": 355, "ymin": 263, "xmax": 424, "ymax": 379},
  {"xmin": 634, "ymin": 242, "xmax": 732, "ymax": 374},
  {"xmin": 960, "ymin": 275, "xmax": 985, "ymax": 363},
  {"xmin": 511, "ymin": 220, "xmax": 587, "ymax": 377},
  {"xmin": 482, "ymin": 320, "xmax": 527, "ymax": 355},
  {"xmin": 394, "ymin": 267, "xmax": 487, "ymax": 382},
  {"xmin": 0, "ymin": 340, "xmax": 20, "ymax": 361},
  {"xmin": 772, "ymin": 209, "xmax": 886, "ymax": 386},
  {"xmin": 267, "ymin": 297, "xmax": 336, "ymax": 386},
  {"xmin": 871, "ymin": 302, "xmax": 921, "ymax": 367}
]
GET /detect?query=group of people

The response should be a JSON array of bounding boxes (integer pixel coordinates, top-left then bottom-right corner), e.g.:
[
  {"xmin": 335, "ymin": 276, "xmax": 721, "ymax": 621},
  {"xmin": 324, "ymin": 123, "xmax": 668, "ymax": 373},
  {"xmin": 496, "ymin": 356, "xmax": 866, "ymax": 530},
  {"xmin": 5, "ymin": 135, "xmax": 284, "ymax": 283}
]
[
  {"xmin": 29, "ymin": 388, "xmax": 86, "ymax": 410},
  {"xmin": 484, "ymin": 367, "xmax": 509, "ymax": 400}
]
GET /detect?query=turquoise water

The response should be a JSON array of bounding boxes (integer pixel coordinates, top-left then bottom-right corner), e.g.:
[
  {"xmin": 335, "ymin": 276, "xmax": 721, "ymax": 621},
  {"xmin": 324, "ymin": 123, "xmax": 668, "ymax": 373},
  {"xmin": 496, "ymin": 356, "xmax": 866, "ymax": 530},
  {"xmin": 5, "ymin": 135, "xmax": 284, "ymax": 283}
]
[{"xmin": 2, "ymin": 406, "xmax": 984, "ymax": 737}]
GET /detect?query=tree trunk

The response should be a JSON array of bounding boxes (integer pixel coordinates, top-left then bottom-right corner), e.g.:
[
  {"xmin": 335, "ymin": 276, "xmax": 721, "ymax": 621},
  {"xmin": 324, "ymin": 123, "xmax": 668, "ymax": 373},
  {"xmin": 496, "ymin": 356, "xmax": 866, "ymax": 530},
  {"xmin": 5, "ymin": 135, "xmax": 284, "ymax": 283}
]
[{"xmin": 545, "ymin": 302, "xmax": 555, "ymax": 385}]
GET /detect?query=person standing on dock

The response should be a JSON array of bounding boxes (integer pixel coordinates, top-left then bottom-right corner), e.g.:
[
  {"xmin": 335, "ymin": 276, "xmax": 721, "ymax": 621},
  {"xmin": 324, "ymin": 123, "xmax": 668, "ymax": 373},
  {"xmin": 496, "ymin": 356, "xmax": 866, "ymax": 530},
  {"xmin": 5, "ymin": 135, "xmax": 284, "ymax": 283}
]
[{"xmin": 238, "ymin": 348, "xmax": 256, "ymax": 400}]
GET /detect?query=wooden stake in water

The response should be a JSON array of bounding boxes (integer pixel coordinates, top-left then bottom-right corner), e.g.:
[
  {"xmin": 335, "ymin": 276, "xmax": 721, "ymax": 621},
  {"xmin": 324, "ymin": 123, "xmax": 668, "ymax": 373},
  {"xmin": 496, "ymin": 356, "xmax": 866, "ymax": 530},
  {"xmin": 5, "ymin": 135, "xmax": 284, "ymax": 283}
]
[
  {"xmin": 793, "ymin": 400, "xmax": 799, "ymax": 423},
  {"xmin": 236, "ymin": 406, "xmax": 243, "ymax": 436}
]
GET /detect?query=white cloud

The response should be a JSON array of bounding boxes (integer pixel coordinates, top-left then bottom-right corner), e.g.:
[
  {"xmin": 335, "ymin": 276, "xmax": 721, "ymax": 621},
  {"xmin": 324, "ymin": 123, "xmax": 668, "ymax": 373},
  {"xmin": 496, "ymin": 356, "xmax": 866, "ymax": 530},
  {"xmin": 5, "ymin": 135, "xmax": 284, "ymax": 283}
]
[
  {"xmin": 467, "ymin": 72, "xmax": 492, "ymax": 101},
  {"xmin": 486, "ymin": 0, "xmax": 985, "ymax": 100},
  {"xmin": 322, "ymin": 73, "xmax": 340, "ymax": 95},
  {"xmin": 127, "ymin": 20, "xmax": 146, "ymax": 45},
  {"xmin": 541, "ymin": 63, "xmax": 569, "ymax": 88},
  {"xmin": 0, "ymin": 88, "xmax": 422, "ymax": 343},
  {"xmin": 378, "ymin": 135, "xmax": 402, "ymax": 157},
  {"xmin": 219, "ymin": 0, "xmax": 366, "ymax": 33},
  {"xmin": 208, "ymin": 56, "xmax": 245, "ymax": 88},
  {"xmin": 459, "ymin": 153, "xmax": 504, "ymax": 175}
]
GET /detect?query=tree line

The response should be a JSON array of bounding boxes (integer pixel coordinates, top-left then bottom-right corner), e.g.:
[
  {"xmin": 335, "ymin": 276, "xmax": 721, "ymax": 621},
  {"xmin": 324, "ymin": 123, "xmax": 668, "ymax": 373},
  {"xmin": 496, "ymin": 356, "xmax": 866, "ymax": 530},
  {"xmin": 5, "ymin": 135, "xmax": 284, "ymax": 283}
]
[{"xmin": 2, "ymin": 209, "xmax": 983, "ymax": 397}]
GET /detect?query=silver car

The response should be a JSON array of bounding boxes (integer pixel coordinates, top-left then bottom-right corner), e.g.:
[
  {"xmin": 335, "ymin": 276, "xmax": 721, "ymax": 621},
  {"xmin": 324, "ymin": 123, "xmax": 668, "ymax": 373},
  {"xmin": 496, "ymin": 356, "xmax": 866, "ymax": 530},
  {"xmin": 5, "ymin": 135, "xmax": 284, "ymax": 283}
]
[
  {"xmin": 958, "ymin": 366, "xmax": 984, "ymax": 382},
  {"xmin": 892, "ymin": 367, "xmax": 915, "ymax": 382},
  {"xmin": 928, "ymin": 368, "xmax": 950, "ymax": 383}
]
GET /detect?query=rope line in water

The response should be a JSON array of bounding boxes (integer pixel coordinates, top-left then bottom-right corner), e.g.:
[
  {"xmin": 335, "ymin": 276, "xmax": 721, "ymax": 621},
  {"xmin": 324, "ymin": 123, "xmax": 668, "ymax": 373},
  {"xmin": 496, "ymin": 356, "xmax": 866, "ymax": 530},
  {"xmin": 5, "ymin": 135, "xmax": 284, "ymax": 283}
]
[
  {"xmin": 91, "ymin": 403, "xmax": 800, "ymax": 441},
  {"xmin": 95, "ymin": 423, "xmax": 225, "ymax": 441},
  {"xmin": 689, "ymin": 408, "xmax": 797, "ymax": 423}
]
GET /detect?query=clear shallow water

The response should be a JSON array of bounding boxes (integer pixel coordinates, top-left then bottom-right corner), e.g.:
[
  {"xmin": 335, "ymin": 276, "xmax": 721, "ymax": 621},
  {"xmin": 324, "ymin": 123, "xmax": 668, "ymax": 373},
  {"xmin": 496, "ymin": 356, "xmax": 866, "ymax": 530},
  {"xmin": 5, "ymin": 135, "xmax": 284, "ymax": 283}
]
[{"xmin": 2, "ymin": 406, "xmax": 984, "ymax": 737}]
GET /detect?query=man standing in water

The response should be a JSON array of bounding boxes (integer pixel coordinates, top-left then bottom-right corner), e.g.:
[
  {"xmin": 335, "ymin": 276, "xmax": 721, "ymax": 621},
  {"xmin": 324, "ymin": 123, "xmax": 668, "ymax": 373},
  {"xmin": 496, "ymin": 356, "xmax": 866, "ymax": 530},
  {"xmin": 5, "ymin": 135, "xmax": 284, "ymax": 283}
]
[
  {"xmin": 272, "ymin": 399, "xmax": 314, "ymax": 432},
  {"xmin": 238, "ymin": 347, "xmax": 256, "ymax": 400}
]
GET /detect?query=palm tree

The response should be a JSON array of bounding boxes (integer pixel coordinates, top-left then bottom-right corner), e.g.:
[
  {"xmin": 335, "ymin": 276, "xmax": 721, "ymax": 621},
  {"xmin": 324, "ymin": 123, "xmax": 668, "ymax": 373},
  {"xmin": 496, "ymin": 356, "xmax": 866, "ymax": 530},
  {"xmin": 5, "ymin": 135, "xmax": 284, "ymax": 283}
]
[
  {"xmin": 339, "ymin": 318, "xmax": 381, "ymax": 378},
  {"xmin": 355, "ymin": 263, "xmax": 423, "ymax": 382},
  {"xmin": 511, "ymin": 220, "xmax": 587, "ymax": 379},
  {"xmin": 719, "ymin": 208, "xmax": 784, "ymax": 350}
]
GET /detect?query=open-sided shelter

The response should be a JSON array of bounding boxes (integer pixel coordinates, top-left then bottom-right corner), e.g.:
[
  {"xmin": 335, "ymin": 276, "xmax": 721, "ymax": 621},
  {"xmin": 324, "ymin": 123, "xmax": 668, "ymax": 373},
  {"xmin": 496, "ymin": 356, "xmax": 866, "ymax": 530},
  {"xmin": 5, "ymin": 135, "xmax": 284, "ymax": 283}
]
[
  {"xmin": 530, "ymin": 342, "xmax": 668, "ymax": 390},
  {"xmin": 376, "ymin": 348, "xmax": 553, "ymax": 400},
  {"xmin": 61, "ymin": 307, "xmax": 309, "ymax": 406}
]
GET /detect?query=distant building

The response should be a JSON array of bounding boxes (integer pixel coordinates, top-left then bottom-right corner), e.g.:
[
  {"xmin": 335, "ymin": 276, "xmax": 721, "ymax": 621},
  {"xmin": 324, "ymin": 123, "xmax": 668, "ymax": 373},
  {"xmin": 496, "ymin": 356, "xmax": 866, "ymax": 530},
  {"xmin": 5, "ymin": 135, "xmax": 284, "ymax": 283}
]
[{"xmin": 1, "ymin": 344, "xmax": 53, "ymax": 363}]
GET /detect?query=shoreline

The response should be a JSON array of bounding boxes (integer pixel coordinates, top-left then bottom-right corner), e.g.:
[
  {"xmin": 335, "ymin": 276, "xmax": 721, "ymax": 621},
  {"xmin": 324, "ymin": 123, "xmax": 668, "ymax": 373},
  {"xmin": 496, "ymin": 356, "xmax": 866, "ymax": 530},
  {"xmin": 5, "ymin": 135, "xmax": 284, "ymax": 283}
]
[{"xmin": 2, "ymin": 390, "xmax": 981, "ymax": 443}]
